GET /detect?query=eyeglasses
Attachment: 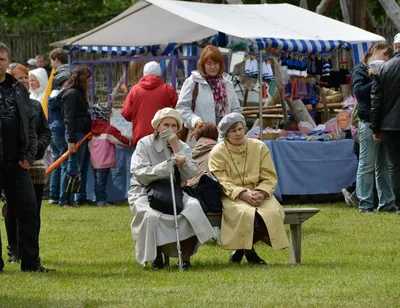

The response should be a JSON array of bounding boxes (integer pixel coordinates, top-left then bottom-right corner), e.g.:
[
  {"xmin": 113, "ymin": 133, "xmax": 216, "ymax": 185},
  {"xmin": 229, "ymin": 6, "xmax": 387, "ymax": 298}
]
[{"xmin": 204, "ymin": 61, "xmax": 220, "ymax": 68}]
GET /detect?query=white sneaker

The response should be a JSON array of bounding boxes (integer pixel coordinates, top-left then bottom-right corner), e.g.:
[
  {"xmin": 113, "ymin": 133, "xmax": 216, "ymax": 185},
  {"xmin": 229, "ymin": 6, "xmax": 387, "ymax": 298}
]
[{"xmin": 342, "ymin": 189, "xmax": 352, "ymax": 207}]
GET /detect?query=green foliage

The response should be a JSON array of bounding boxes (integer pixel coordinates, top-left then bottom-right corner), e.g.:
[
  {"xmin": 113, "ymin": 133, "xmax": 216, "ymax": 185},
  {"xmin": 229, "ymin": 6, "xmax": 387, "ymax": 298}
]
[
  {"xmin": 0, "ymin": 202, "xmax": 399, "ymax": 307},
  {"xmin": 0, "ymin": 0, "xmax": 134, "ymax": 31}
]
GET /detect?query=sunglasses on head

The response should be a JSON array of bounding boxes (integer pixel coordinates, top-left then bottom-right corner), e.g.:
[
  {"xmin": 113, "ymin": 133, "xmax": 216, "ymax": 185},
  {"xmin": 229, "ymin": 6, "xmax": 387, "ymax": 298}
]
[{"xmin": 9, "ymin": 63, "xmax": 21, "ymax": 70}]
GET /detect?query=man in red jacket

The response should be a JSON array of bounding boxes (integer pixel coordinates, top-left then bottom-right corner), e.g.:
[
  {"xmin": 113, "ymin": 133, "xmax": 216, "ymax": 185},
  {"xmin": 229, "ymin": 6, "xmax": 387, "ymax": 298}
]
[{"xmin": 121, "ymin": 61, "xmax": 178, "ymax": 147}]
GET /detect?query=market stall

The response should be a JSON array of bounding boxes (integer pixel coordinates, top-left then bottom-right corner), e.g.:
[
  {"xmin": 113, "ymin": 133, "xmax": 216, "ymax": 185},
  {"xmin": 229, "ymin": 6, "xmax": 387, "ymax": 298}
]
[{"xmin": 51, "ymin": 0, "xmax": 384, "ymax": 202}]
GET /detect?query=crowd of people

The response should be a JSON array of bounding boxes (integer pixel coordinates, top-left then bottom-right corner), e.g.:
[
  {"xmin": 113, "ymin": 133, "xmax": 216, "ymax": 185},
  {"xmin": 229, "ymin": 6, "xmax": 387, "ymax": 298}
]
[
  {"xmin": 0, "ymin": 34, "xmax": 399, "ymax": 273},
  {"xmin": 342, "ymin": 35, "xmax": 400, "ymax": 215}
]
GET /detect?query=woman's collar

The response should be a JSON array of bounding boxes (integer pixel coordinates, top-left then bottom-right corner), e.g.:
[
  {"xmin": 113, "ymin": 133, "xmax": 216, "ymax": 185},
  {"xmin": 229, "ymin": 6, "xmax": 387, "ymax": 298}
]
[
  {"xmin": 224, "ymin": 137, "xmax": 248, "ymax": 153},
  {"xmin": 152, "ymin": 134, "xmax": 164, "ymax": 153}
]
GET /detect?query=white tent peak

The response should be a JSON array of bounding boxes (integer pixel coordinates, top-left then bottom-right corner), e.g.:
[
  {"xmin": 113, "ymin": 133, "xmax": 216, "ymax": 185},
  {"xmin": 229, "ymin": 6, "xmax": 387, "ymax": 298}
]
[{"xmin": 51, "ymin": 0, "xmax": 384, "ymax": 49}]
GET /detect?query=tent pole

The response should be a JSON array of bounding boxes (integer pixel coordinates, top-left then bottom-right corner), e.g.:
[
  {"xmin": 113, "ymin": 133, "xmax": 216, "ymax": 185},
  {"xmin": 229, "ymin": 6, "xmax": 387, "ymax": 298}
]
[{"xmin": 258, "ymin": 49, "xmax": 263, "ymax": 141}]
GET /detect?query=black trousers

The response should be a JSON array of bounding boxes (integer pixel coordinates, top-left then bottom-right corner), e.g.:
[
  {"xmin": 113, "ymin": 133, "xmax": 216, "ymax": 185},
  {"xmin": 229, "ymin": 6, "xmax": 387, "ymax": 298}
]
[
  {"xmin": 0, "ymin": 165, "xmax": 39, "ymax": 270},
  {"xmin": 382, "ymin": 131, "xmax": 400, "ymax": 207},
  {"xmin": 4, "ymin": 183, "xmax": 44, "ymax": 257}
]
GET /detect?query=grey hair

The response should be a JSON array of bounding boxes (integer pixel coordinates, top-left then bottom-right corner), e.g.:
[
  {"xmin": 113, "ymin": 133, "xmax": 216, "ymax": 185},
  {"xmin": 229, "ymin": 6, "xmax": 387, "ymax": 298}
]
[{"xmin": 0, "ymin": 42, "xmax": 10, "ymax": 56}]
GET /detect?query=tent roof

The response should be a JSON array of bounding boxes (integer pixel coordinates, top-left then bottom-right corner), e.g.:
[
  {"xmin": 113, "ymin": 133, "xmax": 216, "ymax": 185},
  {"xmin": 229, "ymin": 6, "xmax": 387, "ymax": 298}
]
[{"xmin": 51, "ymin": 0, "xmax": 384, "ymax": 54}]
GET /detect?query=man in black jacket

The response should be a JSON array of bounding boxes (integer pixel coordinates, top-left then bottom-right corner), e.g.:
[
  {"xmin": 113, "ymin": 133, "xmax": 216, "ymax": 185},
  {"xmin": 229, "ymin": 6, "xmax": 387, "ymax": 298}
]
[
  {"xmin": 371, "ymin": 48, "xmax": 400, "ymax": 215},
  {"xmin": 0, "ymin": 42, "xmax": 52, "ymax": 272}
]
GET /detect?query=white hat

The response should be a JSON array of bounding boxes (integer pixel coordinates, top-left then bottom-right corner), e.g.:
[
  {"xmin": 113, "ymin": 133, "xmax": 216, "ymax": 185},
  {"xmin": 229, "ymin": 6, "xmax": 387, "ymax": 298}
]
[
  {"xmin": 143, "ymin": 61, "xmax": 162, "ymax": 76},
  {"xmin": 26, "ymin": 58, "xmax": 37, "ymax": 67},
  {"xmin": 151, "ymin": 108, "xmax": 183, "ymax": 132},
  {"xmin": 394, "ymin": 33, "xmax": 400, "ymax": 44},
  {"xmin": 218, "ymin": 113, "xmax": 246, "ymax": 137}
]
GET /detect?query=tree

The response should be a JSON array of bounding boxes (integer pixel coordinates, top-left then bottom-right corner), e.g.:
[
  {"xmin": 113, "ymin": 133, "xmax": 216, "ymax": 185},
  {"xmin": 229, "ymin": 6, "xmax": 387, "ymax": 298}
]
[{"xmin": 376, "ymin": 0, "xmax": 400, "ymax": 31}]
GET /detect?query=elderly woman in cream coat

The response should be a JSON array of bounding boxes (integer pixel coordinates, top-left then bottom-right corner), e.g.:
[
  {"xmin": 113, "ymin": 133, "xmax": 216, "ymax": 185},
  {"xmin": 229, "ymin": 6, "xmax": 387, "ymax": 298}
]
[
  {"xmin": 176, "ymin": 45, "xmax": 241, "ymax": 146},
  {"xmin": 208, "ymin": 113, "xmax": 289, "ymax": 265},
  {"xmin": 128, "ymin": 108, "xmax": 215, "ymax": 270}
]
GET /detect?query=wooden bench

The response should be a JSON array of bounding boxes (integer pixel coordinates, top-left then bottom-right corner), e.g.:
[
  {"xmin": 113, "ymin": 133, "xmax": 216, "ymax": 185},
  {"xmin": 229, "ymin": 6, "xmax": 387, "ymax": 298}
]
[{"xmin": 207, "ymin": 207, "xmax": 320, "ymax": 264}]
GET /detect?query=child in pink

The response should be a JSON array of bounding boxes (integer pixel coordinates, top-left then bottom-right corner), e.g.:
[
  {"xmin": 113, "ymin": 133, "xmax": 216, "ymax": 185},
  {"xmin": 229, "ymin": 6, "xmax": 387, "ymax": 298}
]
[{"xmin": 90, "ymin": 104, "xmax": 131, "ymax": 206}]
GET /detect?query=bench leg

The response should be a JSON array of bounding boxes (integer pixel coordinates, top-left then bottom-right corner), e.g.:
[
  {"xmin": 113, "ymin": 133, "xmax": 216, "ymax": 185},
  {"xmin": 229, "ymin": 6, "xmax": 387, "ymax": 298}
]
[{"xmin": 289, "ymin": 224, "xmax": 302, "ymax": 264}]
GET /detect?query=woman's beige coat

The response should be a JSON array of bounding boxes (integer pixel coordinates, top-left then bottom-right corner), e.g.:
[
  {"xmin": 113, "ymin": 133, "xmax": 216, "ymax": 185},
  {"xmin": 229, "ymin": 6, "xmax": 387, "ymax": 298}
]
[{"xmin": 209, "ymin": 138, "xmax": 289, "ymax": 250}]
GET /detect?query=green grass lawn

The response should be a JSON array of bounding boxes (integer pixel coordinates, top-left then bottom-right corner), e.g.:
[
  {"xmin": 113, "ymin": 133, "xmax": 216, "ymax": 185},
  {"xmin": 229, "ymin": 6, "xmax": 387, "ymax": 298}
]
[{"xmin": 0, "ymin": 202, "xmax": 399, "ymax": 308}]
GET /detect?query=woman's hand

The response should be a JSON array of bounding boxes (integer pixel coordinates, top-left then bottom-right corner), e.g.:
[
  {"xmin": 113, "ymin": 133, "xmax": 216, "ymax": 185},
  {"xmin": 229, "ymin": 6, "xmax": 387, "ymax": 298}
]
[
  {"xmin": 238, "ymin": 191, "xmax": 259, "ymax": 207},
  {"xmin": 167, "ymin": 132, "xmax": 181, "ymax": 153},
  {"xmin": 251, "ymin": 190, "xmax": 266, "ymax": 205},
  {"xmin": 173, "ymin": 155, "xmax": 187, "ymax": 167},
  {"xmin": 195, "ymin": 120, "xmax": 204, "ymax": 128},
  {"xmin": 68, "ymin": 143, "xmax": 76, "ymax": 153}
]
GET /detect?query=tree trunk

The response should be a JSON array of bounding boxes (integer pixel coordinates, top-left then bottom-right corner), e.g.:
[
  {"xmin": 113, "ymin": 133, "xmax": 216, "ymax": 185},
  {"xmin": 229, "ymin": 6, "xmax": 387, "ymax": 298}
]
[
  {"xmin": 350, "ymin": 0, "xmax": 367, "ymax": 29},
  {"xmin": 377, "ymin": 0, "xmax": 400, "ymax": 31},
  {"xmin": 286, "ymin": 99, "xmax": 317, "ymax": 127},
  {"xmin": 315, "ymin": 0, "xmax": 337, "ymax": 15},
  {"xmin": 225, "ymin": 0, "xmax": 244, "ymax": 3},
  {"xmin": 300, "ymin": 0, "xmax": 308, "ymax": 9},
  {"xmin": 339, "ymin": 0, "xmax": 351, "ymax": 24}
]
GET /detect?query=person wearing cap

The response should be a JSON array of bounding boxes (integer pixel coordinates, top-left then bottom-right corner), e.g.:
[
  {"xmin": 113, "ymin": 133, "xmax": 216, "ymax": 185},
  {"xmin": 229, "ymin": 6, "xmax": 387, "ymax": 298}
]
[
  {"xmin": 176, "ymin": 45, "xmax": 242, "ymax": 147},
  {"xmin": 122, "ymin": 61, "xmax": 178, "ymax": 148},
  {"xmin": 26, "ymin": 58, "xmax": 37, "ymax": 71},
  {"xmin": 89, "ymin": 104, "xmax": 131, "ymax": 206},
  {"xmin": 393, "ymin": 33, "xmax": 400, "ymax": 51},
  {"xmin": 128, "ymin": 107, "xmax": 215, "ymax": 270},
  {"xmin": 208, "ymin": 113, "xmax": 289, "ymax": 265},
  {"xmin": 371, "ymin": 37, "xmax": 400, "ymax": 215}
]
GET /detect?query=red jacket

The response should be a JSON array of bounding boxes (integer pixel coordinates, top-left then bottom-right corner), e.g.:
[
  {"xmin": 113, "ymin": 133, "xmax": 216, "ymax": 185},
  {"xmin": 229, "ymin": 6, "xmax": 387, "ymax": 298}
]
[{"xmin": 121, "ymin": 75, "xmax": 178, "ymax": 145}]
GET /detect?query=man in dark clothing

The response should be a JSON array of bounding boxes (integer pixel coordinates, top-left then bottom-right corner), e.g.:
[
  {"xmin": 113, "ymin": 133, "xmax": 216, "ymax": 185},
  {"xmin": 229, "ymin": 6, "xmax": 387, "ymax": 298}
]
[
  {"xmin": 371, "ymin": 47, "xmax": 400, "ymax": 215},
  {"xmin": 0, "ymin": 42, "xmax": 53, "ymax": 272}
]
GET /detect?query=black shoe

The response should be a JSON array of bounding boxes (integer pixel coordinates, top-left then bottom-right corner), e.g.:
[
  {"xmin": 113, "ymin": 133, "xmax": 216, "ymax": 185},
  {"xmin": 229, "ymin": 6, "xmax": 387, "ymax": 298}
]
[
  {"xmin": 359, "ymin": 208, "xmax": 374, "ymax": 214},
  {"xmin": 182, "ymin": 261, "xmax": 192, "ymax": 271},
  {"xmin": 0, "ymin": 257, "xmax": 4, "ymax": 272},
  {"xmin": 22, "ymin": 265, "xmax": 55, "ymax": 273},
  {"xmin": 7, "ymin": 254, "xmax": 20, "ymax": 263},
  {"xmin": 229, "ymin": 249, "xmax": 245, "ymax": 264},
  {"xmin": 151, "ymin": 254, "xmax": 169, "ymax": 270},
  {"xmin": 378, "ymin": 206, "xmax": 397, "ymax": 213},
  {"xmin": 74, "ymin": 200, "xmax": 95, "ymax": 206},
  {"xmin": 245, "ymin": 250, "xmax": 267, "ymax": 265}
]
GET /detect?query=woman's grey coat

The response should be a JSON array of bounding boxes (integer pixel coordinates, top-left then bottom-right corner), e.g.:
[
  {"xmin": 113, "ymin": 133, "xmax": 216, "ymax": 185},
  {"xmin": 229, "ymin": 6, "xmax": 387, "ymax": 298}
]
[{"xmin": 128, "ymin": 134, "xmax": 215, "ymax": 265}]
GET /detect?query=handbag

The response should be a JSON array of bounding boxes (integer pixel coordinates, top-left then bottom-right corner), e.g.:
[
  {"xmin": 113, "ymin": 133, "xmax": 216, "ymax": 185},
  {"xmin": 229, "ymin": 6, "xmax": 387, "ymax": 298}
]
[
  {"xmin": 183, "ymin": 174, "xmax": 223, "ymax": 214},
  {"xmin": 147, "ymin": 165, "xmax": 184, "ymax": 215},
  {"xmin": 64, "ymin": 172, "xmax": 82, "ymax": 194},
  {"xmin": 179, "ymin": 82, "xmax": 199, "ymax": 141}
]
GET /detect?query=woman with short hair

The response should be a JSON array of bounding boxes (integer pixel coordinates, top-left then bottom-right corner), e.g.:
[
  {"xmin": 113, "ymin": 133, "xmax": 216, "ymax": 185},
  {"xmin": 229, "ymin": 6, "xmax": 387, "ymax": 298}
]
[
  {"xmin": 208, "ymin": 113, "xmax": 289, "ymax": 265},
  {"xmin": 128, "ymin": 108, "xmax": 215, "ymax": 270}
]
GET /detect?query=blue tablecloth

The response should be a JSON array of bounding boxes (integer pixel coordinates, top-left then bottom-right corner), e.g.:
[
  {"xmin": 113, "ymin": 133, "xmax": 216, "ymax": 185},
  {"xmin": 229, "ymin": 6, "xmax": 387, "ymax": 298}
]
[
  {"xmin": 265, "ymin": 139, "xmax": 357, "ymax": 199},
  {"xmin": 85, "ymin": 139, "xmax": 357, "ymax": 202}
]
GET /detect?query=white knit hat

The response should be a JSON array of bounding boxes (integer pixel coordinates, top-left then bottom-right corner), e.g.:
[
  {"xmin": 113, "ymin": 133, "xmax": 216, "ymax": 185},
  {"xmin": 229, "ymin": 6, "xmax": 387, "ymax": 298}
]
[
  {"xmin": 151, "ymin": 108, "xmax": 183, "ymax": 132},
  {"xmin": 394, "ymin": 33, "xmax": 400, "ymax": 44},
  {"xmin": 143, "ymin": 61, "xmax": 162, "ymax": 76}
]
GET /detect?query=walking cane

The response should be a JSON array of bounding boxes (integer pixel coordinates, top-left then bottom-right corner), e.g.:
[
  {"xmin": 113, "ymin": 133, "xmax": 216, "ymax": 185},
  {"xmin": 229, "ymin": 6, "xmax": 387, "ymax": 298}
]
[
  {"xmin": 159, "ymin": 130, "xmax": 184, "ymax": 270},
  {"xmin": 46, "ymin": 132, "xmax": 93, "ymax": 175}
]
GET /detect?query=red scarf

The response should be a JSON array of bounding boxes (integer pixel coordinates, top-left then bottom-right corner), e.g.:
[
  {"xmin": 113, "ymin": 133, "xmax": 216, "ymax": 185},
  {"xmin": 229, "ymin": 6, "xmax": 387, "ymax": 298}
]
[{"xmin": 205, "ymin": 76, "xmax": 228, "ymax": 118}]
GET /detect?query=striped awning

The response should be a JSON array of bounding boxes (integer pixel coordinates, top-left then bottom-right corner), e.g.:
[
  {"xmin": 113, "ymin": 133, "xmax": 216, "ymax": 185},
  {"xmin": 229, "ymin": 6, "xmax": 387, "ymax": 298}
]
[
  {"xmin": 68, "ymin": 35, "xmax": 351, "ymax": 57},
  {"xmin": 248, "ymin": 38, "xmax": 351, "ymax": 54}
]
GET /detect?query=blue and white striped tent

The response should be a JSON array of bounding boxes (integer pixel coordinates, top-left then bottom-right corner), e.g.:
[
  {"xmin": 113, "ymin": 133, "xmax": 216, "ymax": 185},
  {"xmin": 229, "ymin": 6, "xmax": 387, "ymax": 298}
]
[{"xmin": 52, "ymin": 0, "xmax": 384, "ymax": 64}]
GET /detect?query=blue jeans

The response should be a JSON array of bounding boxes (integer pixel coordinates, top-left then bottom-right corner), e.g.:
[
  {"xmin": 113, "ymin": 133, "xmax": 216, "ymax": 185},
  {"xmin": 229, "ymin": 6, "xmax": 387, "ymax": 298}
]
[
  {"xmin": 49, "ymin": 132, "xmax": 67, "ymax": 203},
  {"xmin": 93, "ymin": 168, "xmax": 110, "ymax": 205},
  {"xmin": 356, "ymin": 122, "xmax": 394, "ymax": 210},
  {"xmin": 65, "ymin": 133, "xmax": 90, "ymax": 203}
]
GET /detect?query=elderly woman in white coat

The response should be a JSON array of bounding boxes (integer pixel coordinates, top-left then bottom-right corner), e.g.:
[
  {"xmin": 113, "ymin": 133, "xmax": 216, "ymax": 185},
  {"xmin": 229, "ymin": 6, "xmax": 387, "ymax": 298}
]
[
  {"xmin": 176, "ymin": 45, "xmax": 241, "ymax": 146},
  {"xmin": 128, "ymin": 108, "xmax": 215, "ymax": 270},
  {"xmin": 209, "ymin": 113, "xmax": 289, "ymax": 265}
]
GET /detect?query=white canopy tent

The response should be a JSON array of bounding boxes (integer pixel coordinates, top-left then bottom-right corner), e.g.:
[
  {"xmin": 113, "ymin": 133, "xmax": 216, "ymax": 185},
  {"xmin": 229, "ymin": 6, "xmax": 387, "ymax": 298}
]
[
  {"xmin": 52, "ymin": 0, "xmax": 384, "ymax": 60},
  {"xmin": 51, "ymin": 0, "xmax": 385, "ymax": 135}
]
